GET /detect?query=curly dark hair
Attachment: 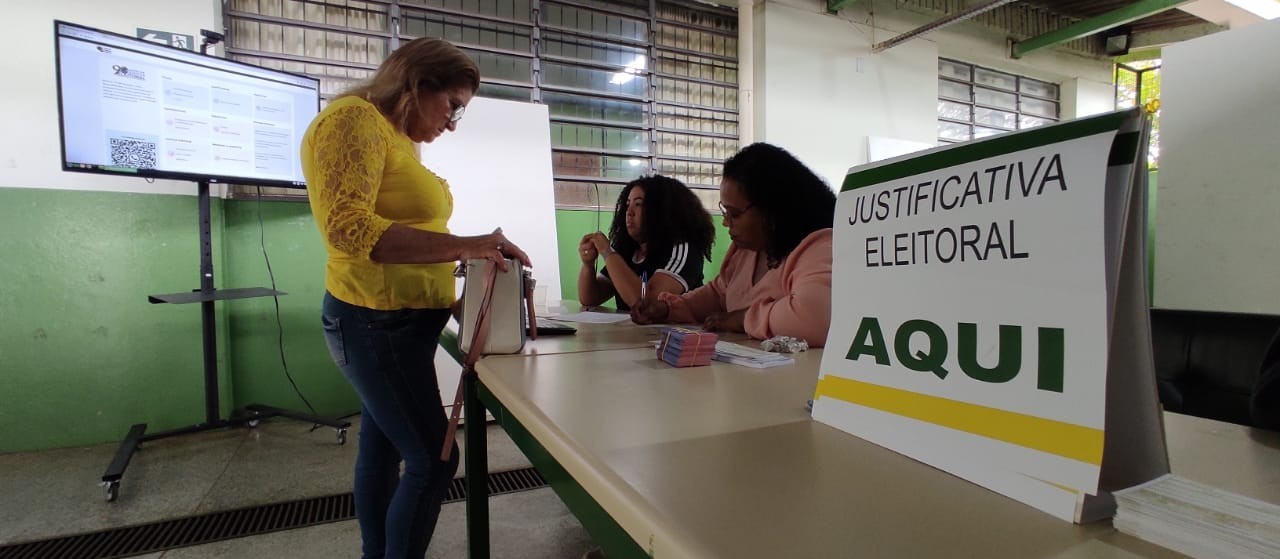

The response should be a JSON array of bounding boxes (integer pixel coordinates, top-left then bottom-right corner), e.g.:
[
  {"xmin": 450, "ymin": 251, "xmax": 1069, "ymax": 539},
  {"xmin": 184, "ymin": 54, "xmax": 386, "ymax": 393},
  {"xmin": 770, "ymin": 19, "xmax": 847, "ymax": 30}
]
[
  {"xmin": 608, "ymin": 175, "xmax": 715, "ymax": 264},
  {"xmin": 722, "ymin": 143, "xmax": 836, "ymax": 266}
]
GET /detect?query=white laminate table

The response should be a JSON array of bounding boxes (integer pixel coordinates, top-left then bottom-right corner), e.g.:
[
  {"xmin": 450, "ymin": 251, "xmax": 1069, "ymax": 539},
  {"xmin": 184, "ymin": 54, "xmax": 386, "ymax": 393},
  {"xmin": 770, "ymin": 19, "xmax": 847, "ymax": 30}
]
[{"xmin": 459, "ymin": 324, "xmax": 1280, "ymax": 558}]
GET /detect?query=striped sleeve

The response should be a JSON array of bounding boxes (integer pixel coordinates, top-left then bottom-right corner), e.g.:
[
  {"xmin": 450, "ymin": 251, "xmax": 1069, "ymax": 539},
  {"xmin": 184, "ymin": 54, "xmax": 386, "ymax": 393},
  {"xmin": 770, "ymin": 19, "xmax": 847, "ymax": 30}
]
[{"xmin": 653, "ymin": 242, "xmax": 702, "ymax": 292}]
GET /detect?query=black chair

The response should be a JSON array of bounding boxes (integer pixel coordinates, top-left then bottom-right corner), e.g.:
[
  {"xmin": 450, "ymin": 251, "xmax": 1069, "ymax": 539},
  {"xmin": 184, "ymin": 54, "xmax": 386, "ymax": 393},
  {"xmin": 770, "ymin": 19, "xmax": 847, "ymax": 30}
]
[{"xmin": 1150, "ymin": 309, "xmax": 1280, "ymax": 428}]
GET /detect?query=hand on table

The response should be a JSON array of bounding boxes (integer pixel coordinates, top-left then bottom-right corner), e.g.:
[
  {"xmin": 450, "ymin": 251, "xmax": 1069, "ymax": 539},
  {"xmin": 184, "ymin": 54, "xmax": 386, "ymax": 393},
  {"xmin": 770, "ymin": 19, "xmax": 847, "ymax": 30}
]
[
  {"xmin": 703, "ymin": 309, "xmax": 746, "ymax": 333},
  {"xmin": 630, "ymin": 297, "xmax": 670, "ymax": 325}
]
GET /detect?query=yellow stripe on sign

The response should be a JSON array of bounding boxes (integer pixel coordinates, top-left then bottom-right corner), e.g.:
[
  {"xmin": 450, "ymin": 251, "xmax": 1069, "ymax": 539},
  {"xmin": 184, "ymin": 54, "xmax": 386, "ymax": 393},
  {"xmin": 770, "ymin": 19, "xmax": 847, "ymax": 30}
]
[{"xmin": 814, "ymin": 375, "xmax": 1103, "ymax": 465}]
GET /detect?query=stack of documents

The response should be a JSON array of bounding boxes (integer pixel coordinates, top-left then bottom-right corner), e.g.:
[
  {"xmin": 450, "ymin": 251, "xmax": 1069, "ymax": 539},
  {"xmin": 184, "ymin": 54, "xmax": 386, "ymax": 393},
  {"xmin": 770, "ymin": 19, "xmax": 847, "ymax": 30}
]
[
  {"xmin": 713, "ymin": 341, "xmax": 795, "ymax": 369},
  {"xmin": 1112, "ymin": 474, "xmax": 1280, "ymax": 559},
  {"xmin": 656, "ymin": 327, "xmax": 718, "ymax": 367}
]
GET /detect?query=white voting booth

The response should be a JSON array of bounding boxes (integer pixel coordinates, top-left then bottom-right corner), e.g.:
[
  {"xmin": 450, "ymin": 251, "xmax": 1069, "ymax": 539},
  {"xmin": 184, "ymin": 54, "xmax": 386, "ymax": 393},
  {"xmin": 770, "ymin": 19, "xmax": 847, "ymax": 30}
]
[
  {"xmin": 814, "ymin": 108, "xmax": 1169, "ymax": 522},
  {"xmin": 418, "ymin": 97, "xmax": 558, "ymax": 406}
]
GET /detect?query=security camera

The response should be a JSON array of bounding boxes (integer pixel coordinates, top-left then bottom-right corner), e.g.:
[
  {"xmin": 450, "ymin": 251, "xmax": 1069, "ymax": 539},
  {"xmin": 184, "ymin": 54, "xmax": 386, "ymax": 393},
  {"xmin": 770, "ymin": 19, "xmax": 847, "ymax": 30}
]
[
  {"xmin": 198, "ymin": 29, "xmax": 225, "ymax": 55},
  {"xmin": 200, "ymin": 29, "xmax": 225, "ymax": 45}
]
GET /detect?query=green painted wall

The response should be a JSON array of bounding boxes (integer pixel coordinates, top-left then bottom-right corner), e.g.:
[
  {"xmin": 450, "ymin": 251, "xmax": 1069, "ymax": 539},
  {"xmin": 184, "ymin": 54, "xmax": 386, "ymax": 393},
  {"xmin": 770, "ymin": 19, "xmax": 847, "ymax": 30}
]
[
  {"xmin": 0, "ymin": 190, "xmax": 732, "ymax": 452},
  {"xmin": 0, "ymin": 188, "xmax": 230, "ymax": 452},
  {"xmin": 221, "ymin": 199, "xmax": 356, "ymax": 421}
]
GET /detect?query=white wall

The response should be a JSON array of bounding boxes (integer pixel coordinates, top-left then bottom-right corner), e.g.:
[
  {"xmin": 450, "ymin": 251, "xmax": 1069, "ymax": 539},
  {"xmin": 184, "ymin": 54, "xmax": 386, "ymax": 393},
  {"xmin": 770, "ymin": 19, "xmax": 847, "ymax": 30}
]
[
  {"xmin": 753, "ymin": 0, "xmax": 1115, "ymax": 188},
  {"xmin": 420, "ymin": 97, "xmax": 562, "ymax": 298},
  {"xmin": 1, "ymin": 1, "xmax": 221, "ymax": 194},
  {"xmin": 1154, "ymin": 17, "xmax": 1280, "ymax": 315}
]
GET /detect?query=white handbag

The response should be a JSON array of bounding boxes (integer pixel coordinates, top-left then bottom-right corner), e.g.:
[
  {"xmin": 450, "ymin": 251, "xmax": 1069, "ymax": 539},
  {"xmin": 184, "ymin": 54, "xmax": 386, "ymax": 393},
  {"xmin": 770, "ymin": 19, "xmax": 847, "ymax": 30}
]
[
  {"xmin": 443, "ymin": 258, "xmax": 537, "ymax": 461},
  {"xmin": 458, "ymin": 257, "xmax": 534, "ymax": 354}
]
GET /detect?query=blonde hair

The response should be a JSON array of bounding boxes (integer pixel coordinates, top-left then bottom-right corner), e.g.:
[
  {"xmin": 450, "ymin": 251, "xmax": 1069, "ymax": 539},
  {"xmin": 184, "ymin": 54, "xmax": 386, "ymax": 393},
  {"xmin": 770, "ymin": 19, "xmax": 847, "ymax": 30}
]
[{"xmin": 340, "ymin": 38, "xmax": 480, "ymax": 135}]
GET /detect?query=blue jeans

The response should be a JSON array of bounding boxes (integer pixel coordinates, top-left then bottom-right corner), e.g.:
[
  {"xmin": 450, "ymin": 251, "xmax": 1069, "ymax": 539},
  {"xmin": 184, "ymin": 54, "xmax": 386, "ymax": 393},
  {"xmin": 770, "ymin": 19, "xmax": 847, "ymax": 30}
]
[{"xmin": 321, "ymin": 292, "xmax": 459, "ymax": 559}]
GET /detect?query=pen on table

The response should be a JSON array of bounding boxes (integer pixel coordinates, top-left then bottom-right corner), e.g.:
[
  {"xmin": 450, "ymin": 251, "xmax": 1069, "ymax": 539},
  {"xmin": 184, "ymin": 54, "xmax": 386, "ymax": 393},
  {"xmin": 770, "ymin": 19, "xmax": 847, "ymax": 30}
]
[{"xmin": 640, "ymin": 271, "xmax": 648, "ymax": 302}]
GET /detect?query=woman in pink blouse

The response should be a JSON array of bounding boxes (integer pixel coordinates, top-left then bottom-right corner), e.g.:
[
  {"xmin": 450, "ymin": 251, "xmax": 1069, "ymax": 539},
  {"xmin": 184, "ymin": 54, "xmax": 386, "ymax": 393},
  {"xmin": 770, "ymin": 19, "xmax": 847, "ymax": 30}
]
[{"xmin": 631, "ymin": 143, "xmax": 837, "ymax": 346}]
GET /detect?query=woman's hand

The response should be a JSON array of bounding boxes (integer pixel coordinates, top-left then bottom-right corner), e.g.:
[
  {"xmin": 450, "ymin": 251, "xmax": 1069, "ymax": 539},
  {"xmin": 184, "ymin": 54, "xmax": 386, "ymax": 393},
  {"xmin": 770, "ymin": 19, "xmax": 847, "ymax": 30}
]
[
  {"xmin": 703, "ymin": 309, "xmax": 747, "ymax": 333},
  {"xmin": 460, "ymin": 228, "xmax": 531, "ymax": 272},
  {"xmin": 578, "ymin": 233, "xmax": 598, "ymax": 264},
  {"xmin": 585, "ymin": 232, "xmax": 611, "ymax": 256},
  {"xmin": 630, "ymin": 298, "xmax": 670, "ymax": 325}
]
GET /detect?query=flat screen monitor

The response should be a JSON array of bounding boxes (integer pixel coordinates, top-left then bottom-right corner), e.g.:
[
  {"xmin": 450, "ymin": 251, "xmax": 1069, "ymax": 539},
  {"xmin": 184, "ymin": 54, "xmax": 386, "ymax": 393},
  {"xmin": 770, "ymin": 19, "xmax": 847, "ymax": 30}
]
[{"xmin": 54, "ymin": 20, "xmax": 320, "ymax": 188}]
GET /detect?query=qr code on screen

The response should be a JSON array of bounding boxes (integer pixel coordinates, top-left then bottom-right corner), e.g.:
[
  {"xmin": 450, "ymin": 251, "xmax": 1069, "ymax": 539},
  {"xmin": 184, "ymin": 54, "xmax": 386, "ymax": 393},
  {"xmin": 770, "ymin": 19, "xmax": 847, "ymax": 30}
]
[{"xmin": 108, "ymin": 137, "xmax": 157, "ymax": 169}]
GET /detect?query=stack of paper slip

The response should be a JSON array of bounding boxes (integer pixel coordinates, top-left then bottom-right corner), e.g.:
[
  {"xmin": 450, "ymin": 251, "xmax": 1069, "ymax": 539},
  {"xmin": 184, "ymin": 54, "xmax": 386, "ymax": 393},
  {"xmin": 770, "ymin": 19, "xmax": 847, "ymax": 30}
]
[
  {"xmin": 1112, "ymin": 473, "xmax": 1280, "ymax": 559},
  {"xmin": 713, "ymin": 341, "xmax": 795, "ymax": 369},
  {"xmin": 656, "ymin": 327, "xmax": 718, "ymax": 367}
]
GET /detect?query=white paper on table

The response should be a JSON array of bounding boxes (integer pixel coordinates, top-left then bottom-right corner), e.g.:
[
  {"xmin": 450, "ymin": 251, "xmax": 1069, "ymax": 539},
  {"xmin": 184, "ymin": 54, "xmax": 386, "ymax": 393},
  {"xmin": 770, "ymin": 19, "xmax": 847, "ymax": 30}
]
[{"xmin": 550, "ymin": 311, "xmax": 633, "ymax": 324}]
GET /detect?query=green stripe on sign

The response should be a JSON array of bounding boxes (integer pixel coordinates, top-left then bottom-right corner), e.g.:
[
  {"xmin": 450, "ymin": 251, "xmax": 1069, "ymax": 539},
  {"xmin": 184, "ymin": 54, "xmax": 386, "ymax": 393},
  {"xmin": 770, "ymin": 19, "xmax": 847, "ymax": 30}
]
[{"xmin": 842, "ymin": 110, "xmax": 1135, "ymax": 192}]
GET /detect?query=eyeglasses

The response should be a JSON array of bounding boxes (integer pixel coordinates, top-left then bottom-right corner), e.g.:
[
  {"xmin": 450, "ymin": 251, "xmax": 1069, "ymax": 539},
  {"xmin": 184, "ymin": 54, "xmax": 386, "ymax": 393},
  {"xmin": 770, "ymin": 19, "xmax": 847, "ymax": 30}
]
[
  {"xmin": 448, "ymin": 102, "xmax": 466, "ymax": 124},
  {"xmin": 718, "ymin": 201, "xmax": 753, "ymax": 220}
]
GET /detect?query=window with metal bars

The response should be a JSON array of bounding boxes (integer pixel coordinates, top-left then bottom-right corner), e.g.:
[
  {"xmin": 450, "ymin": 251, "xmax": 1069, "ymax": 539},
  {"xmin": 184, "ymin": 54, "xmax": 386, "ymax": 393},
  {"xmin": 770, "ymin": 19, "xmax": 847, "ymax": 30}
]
[
  {"xmin": 223, "ymin": 0, "xmax": 737, "ymax": 207},
  {"xmin": 1115, "ymin": 60, "xmax": 1161, "ymax": 168},
  {"xmin": 937, "ymin": 58, "xmax": 1059, "ymax": 145}
]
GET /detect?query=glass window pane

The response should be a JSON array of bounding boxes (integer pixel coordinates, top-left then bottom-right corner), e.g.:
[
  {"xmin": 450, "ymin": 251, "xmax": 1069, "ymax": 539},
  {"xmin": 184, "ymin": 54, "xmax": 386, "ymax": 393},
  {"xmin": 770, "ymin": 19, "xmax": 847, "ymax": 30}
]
[
  {"xmin": 401, "ymin": 0, "xmax": 534, "ymax": 23},
  {"xmin": 1019, "ymin": 115, "xmax": 1055, "ymax": 129},
  {"xmin": 551, "ymin": 123, "xmax": 647, "ymax": 152},
  {"xmin": 939, "ymin": 59, "xmax": 970, "ymax": 81},
  {"xmin": 539, "ymin": 4, "xmax": 647, "ymax": 42},
  {"xmin": 655, "ymin": 132, "xmax": 735, "ymax": 161},
  {"xmin": 973, "ymin": 126, "xmax": 1005, "ymax": 139},
  {"xmin": 656, "ymin": 158, "xmax": 722, "ymax": 190},
  {"xmin": 974, "ymin": 87, "xmax": 1017, "ymax": 110},
  {"xmin": 939, "ymin": 80, "xmax": 971, "ymax": 101},
  {"xmin": 560, "ymin": 0, "xmax": 648, "ymax": 18},
  {"xmin": 974, "ymin": 107, "xmax": 1016, "ymax": 130},
  {"xmin": 938, "ymin": 121, "xmax": 970, "ymax": 142},
  {"xmin": 937, "ymin": 100, "xmax": 971, "ymax": 121},
  {"xmin": 656, "ymin": 105, "xmax": 738, "ymax": 136},
  {"xmin": 1020, "ymin": 96, "xmax": 1058, "ymax": 118},
  {"xmin": 542, "ymin": 62, "xmax": 647, "ymax": 97},
  {"xmin": 974, "ymin": 67, "xmax": 1016, "ymax": 91},
  {"xmin": 460, "ymin": 48, "xmax": 532, "ymax": 83},
  {"xmin": 656, "ymin": 25, "xmax": 737, "ymax": 58},
  {"xmin": 545, "ymin": 92, "xmax": 646, "ymax": 125},
  {"xmin": 656, "ymin": 78, "xmax": 736, "ymax": 109},
  {"xmin": 401, "ymin": 9, "xmax": 533, "ymax": 52},
  {"xmin": 542, "ymin": 32, "xmax": 646, "ymax": 68},
  {"xmin": 656, "ymin": 52, "xmax": 737, "ymax": 84},
  {"xmin": 553, "ymin": 180, "xmax": 626, "ymax": 210},
  {"xmin": 552, "ymin": 152, "xmax": 648, "ymax": 180},
  {"xmin": 477, "ymin": 83, "xmax": 532, "ymax": 101},
  {"xmin": 1020, "ymin": 78, "xmax": 1059, "ymax": 99}
]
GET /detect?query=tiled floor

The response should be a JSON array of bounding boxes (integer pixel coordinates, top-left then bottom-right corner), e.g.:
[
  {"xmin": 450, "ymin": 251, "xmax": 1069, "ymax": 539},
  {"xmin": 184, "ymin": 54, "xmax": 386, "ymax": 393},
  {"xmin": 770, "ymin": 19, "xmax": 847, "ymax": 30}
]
[{"xmin": 0, "ymin": 416, "xmax": 595, "ymax": 558}]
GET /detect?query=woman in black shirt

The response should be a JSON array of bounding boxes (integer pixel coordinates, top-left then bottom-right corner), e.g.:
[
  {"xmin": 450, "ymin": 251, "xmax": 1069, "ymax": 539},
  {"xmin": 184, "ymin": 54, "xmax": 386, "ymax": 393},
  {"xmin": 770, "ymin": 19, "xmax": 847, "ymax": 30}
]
[{"xmin": 577, "ymin": 175, "xmax": 715, "ymax": 310}]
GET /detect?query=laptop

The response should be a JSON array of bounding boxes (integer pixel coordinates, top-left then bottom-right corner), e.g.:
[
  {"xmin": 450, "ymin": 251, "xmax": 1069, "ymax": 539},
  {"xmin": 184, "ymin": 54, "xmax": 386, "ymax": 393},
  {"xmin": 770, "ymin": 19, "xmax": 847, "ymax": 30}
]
[{"xmin": 530, "ymin": 317, "xmax": 577, "ymax": 336}]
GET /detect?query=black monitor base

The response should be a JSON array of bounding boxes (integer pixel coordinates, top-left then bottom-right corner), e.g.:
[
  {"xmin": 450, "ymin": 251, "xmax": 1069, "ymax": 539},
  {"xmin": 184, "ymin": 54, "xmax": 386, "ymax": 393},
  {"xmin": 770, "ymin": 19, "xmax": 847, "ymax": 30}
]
[{"xmin": 99, "ymin": 181, "xmax": 350, "ymax": 502}]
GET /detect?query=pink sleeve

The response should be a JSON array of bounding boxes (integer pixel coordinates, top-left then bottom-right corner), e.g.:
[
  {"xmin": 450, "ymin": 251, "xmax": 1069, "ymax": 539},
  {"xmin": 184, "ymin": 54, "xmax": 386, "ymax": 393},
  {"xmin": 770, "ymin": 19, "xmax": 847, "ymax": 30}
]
[
  {"xmin": 742, "ymin": 229, "xmax": 833, "ymax": 347},
  {"xmin": 658, "ymin": 244, "xmax": 740, "ymax": 323}
]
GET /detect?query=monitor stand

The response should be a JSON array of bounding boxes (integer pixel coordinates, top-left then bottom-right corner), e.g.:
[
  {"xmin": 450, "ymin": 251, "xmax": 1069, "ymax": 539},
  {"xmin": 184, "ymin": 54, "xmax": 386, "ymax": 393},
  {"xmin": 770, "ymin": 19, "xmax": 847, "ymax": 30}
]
[{"xmin": 99, "ymin": 180, "xmax": 350, "ymax": 502}]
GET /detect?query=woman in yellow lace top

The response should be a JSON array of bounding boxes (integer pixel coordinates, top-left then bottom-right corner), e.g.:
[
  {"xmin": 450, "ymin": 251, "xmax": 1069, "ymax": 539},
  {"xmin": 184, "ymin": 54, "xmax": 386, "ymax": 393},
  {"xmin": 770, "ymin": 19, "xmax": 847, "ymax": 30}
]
[{"xmin": 302, "ymin": 38, "xmax": 530, "ymax": 559}]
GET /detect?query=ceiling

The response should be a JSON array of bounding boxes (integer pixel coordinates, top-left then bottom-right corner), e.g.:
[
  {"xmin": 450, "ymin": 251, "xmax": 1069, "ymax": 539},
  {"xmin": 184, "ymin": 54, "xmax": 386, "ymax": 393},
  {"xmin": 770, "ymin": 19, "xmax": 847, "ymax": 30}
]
[
  {"xmin": 834, "ymin": 0, "xmax": 1258, "ymax": 58},
  {"xmin": 1020, "ymin": 1, "xmax": 1210, "ymax": 34}
]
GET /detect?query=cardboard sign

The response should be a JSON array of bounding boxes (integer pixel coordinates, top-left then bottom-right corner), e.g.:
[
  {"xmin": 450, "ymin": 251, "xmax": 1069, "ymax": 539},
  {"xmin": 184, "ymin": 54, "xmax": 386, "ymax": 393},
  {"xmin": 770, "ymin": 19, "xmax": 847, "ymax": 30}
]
[{"xmin": 814, "ymin": 109, "xmax": 1169, "ymax": 522}]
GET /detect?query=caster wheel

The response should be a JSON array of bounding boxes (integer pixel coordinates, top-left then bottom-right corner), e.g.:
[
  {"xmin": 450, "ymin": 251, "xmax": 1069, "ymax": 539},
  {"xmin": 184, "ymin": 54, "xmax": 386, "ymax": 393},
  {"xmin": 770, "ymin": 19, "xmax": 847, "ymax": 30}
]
[
  {"xmin": 336, "ymin": 428, "xmax": 348, "ymax": 446},
  {"xmin": 104, "ymin": 481, "xmax": 120, "ymax": 502}
]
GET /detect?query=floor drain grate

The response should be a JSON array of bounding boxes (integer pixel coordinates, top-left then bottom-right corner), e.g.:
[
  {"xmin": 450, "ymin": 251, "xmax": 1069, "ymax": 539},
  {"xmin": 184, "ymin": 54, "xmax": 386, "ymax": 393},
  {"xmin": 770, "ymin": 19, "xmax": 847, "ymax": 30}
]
[{"xmin": 0, "ymin": 467, "xmax": 546, "ymax": 559}]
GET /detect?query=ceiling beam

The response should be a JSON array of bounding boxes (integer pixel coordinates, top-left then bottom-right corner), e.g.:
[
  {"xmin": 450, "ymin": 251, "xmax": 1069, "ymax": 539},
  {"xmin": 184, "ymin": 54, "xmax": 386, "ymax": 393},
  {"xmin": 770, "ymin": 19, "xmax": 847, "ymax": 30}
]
[
  {"xmin": 872, "ymin": 0, "xmax": 1018, "ymax": 53},
  {"xmin": 827, "ymin": 0, "xmax": 860, "ymax": 15},
  {"xmin": 1130, "ymin": 21, "xmax": 1226, "ymax": 50},
  {"xmin": 1011, "ymin": 0, "xmax": 1194, "ymax": 58}
]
